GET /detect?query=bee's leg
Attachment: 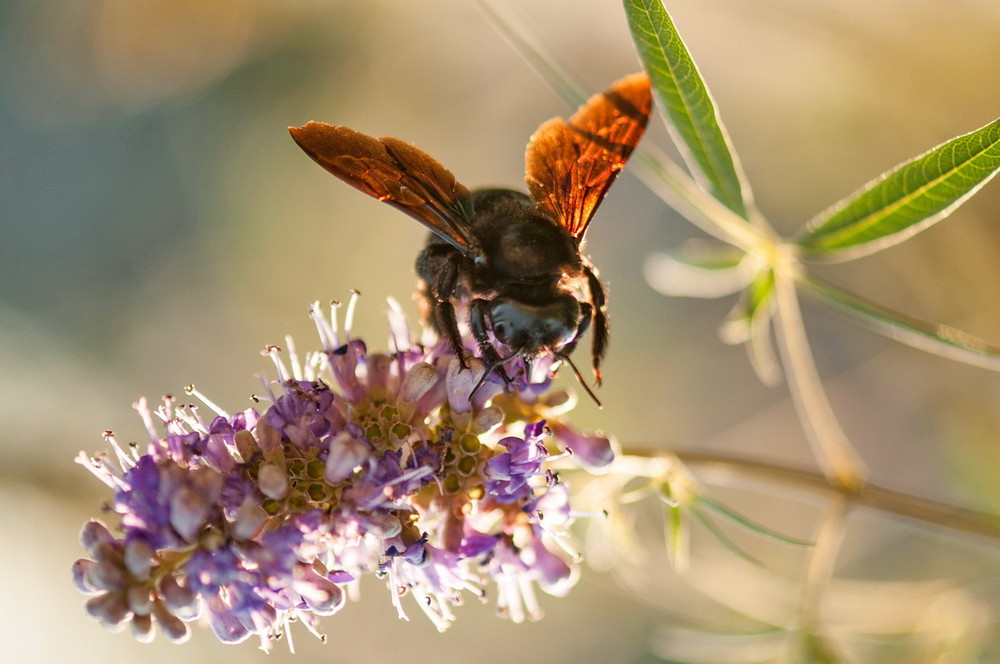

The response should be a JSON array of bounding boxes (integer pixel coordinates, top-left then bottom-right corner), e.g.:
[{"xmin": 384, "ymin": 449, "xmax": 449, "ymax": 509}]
[
  {"xmin": 582, "ymin": 263, "xmax": 608, "ymax": 385},
  {"xmin": 469, "ymin": 299, "xmax": 512, "ymax": 387},
  {"xmin": 559, "ymin": 302, "xmax": 592, "ymax": 359},
  {"xmin": 559, "ymin": 302, "xmax": 594, "ymax": 366},
  {"xmin": 416, "ymin": 244, "xmax": 467, "ymax": 368}
]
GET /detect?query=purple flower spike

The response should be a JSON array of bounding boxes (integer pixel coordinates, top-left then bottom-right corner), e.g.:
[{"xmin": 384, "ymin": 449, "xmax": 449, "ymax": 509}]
[{"xmin": 76, "ymin": 294, "xmax": 608, "ymax": 646}]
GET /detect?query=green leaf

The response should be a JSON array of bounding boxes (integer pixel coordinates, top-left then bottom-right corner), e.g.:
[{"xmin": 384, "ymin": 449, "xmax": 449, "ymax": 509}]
[
  {"xmin": 797, "ymin": 117, "xmax": 1000, "ymax": 259},
  {"xmin": 694, "ymin": 495, "xmax": 813, "ymax": 547},
  {"xmin": 743, "ymin": 268, "xmax": 775, "ymax": 323},
  {"xmin": 644, "ymin": 243, "xmax": 752, "ymax": 299},
  {"xmin": 623, "ymin": 0, "xmax": 751, "ymax": 219},
  {"xmin": 690, "ymin": 507, "xmax": 762, "ymax": 566},
  {"xmin": 800, "ymin": 275, "xmax": 1000, "ymax": 372},
  {"xmin": 718, "ymin": 268, "xmax": 782, "ymax": 386}
]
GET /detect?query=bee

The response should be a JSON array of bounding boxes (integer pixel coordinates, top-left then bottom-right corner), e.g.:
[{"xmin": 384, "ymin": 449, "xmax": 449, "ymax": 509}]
[{"xmin": 289, "ymin": 73, "xmax": 652, "ymax": 404}]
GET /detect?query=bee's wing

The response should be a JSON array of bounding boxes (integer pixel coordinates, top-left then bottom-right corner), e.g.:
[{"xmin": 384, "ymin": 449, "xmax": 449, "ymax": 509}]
[
  {"xmin": 525, "ymin": 72, "xmax": 652, "ymax": 241},
  {"xmin": 290, "ymin": 122, "xmax": 477, "ymax": 252}
]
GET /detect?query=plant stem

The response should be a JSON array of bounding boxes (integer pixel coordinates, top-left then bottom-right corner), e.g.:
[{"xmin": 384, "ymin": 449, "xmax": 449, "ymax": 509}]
[
  {"xmin": 795, "ymin": 497, "xmax": 848, "ymax": 662},
  {"xmin": 617, "ymin": 448, "xmax": 1000, "ymax": 540},
  {"xmin": 772, "ymin": 267, "xmax": 867, "ymax": 489}
]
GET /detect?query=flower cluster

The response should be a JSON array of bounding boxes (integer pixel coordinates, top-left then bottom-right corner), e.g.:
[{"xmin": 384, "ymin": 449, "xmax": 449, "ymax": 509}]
[{"xmin": 74, "ymin": 295, "xmax": 615, "ymax": 648}]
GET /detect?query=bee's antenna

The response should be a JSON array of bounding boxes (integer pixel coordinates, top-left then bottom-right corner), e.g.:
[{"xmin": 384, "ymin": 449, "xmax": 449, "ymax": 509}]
[{"xmin": 553, "ymin": 352, "xmax": 602, "ymax": 408}]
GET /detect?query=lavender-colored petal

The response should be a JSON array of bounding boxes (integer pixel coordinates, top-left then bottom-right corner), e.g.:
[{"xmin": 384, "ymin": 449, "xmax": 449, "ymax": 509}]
[
  {"xmin": 293, "ymin": 565, "xmax": 346, "ymax": 616},
  {"xmin": 207, "ymin": 606, "xmax": 251, "ymax": 644},
  {"xmin": 459, "ymin": 533, "xmax": 498, "ymax": 558},
  {"xmin": 551, "ymin": 421, "xmax": 616, "ymax": 469},
  {"xmin": 527, "ymin": 537, "xmax": 578, "ymax": 597},
  {"xmin": 445, "ymin": 354, "xmax": 487, "ymax": 415}
]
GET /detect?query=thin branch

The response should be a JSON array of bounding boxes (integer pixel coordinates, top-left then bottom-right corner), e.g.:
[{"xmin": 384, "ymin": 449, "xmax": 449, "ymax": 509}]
[
  {"xmin": 617, "ymin": 449, "xmax": 1000, "ymax": 541},
  {"xmin": 772, "ymin": 267, "xmax": 867, "ymax": 489},
  {"xmin": 795, "ymin": 497, "xmax": 849, "ymax": 662}
]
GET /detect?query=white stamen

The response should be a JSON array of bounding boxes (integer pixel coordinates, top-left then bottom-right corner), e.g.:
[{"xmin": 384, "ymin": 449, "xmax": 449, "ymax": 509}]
[
  {"xmin": 381, "ymin": 465, "xmax": 434, "ymax": 491},
  {"xmin": 385, "ymin": 297, "xmax": 412, "ymax": 353},
  {"xmin": 518, "ymin": 575, "xmax": 543, "ymax": 621},
  {"xmin": 282, "ymin": 612, "xmax": 296, "ymax": 654},
  {"xmin": 256, "ymin": 373, "xmax": 277, "ymax": 404},
  {"xmin": 543, "ymin": 530, "xmax": 582, "ymax": 562},
  {"xmin": 102, "ymin": 431, "xmax": 136, "ymax": 470},
  {"xmin": 173, "ymin": 404, "xmax": 208, "ymax": 435},
  {"xmin": 295, "ymin": 607, "xmax": 327, "ymax": 644},
  {"xmin": 309, "ymin": 301, "xmax": 338, "ymax": 351},
  {"xmin": 284, "ymin": 335, "xmax": 303, "ymax": 381},
  {"xmin": 263, "ymin": 345, "xmax": 290, "ymax": 383},
  {"xmin": 386, "ymin": 566, "xmax": 410, "ymax": 622},
  {"xmin": 184, "ymin": 384, "xmax": 230, "ymax": 419},
  {"xmin": 413, "ymin": 592, "xmax": 452, "ymax": 632},
  {"xmin": 75, "ymin": 450, "xmax": 124, "ymax": 489},
  {"xmin": 344, "ymin": 290, "xmax": 360, "ymax": 339},
  {"xmin": 133, "ymin": 397, "xmax": 159, "ymax": 441},
  {"xmin": 328, "ymin": 300, "xmax": 342, "ymax": 347},
  {"xmin": 545, "ymin": 449, "xmax": 573, "ymax": 463}
]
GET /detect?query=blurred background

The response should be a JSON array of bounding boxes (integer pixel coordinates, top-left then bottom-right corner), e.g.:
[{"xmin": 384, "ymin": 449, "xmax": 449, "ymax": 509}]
[{"xmin": 3, "ymin": 0, "xmax": 1000, "ymax": 661}]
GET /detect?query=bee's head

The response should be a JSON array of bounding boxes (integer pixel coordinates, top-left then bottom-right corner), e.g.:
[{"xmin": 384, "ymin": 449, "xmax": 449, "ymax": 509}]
[{"xmin": 488, "ymin": 295, "xmax": 581, "ymax": 356}]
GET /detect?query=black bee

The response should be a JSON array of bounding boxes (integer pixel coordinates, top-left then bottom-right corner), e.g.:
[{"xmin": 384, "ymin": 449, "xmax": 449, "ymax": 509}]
[{"xmin": 289, "ymin": 73, "xmax": 652, "ymax": 403}]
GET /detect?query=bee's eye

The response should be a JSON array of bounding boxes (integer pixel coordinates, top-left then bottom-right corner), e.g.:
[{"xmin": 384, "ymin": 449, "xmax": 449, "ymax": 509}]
[{"xmin": 493, "ymin": 321, "xmax": 510, "ymax": 340}]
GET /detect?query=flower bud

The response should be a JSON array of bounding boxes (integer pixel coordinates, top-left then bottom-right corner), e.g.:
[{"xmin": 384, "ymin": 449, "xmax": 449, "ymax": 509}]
[
  {"xmin": 153, "ymin": 600, "xmax": 191, "ymax": 643},
  {"xmin": 88, "ymin": 561, "xmax": 127, "ymax": 593},
  {"xmin": 158, "ymin": 574, "xmax": 197, "ymax": 618},
  {"xmin": 80, "ymin": 520, "xmax": 115, "ymax": 557},
  {"xmin": 127, "ymin": 584, "xmax": 153, "ymax": 616},
  {"xmin": 131, "ymin": 613, "xmax": 155, "ymax": 643},
  {"xmin": 124, "ymin": 538, "xmax": 154, "ymax": 580},
  {"xmin": 231, "ymin": 502, "xmax": 268, "ymax": 540},
  {"xmin": 86, "ymin": 592, "xmax": 130, "ymax": 627},
  {"xmin": 71, "ymin": 559, "xmax": 101, "ymax": 595},
  {"xmin": 325, "ymin": 432, "xmax": 368, "ymax": 485},
  {"xmin": 169, "ymin": 485, "xmax": 210, "ymax": 542},
  {"xmin": 257, "ymin": 462, "xmax": 289, "ymax": 500}
]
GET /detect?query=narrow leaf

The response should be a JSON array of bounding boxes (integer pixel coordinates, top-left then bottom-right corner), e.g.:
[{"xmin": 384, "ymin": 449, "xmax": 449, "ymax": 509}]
[
  {"xmin": 718, "ymin": 269, "xmax": 782, "ymax": 387},
  {"xmin": 624, "ymin": 0, "xmax": 752, "ymax": 218},
  {"xmin": 480, "ymin": 0, "xmax": 766, "ymax": 250},
  {"xmin": 797, "ymin": 117, "xmax": 1000, "ymax": 259},
  {"xmin": 644, "ymin": 243, "xmax": 751, "ymax": 299},
  {"xmin": 800, "ymin": 275, "xmax": 1000, "ymax": 372},
  {"xmin": 690, "ymin": 507, "xmax": 763, "ymax": 566},
  {"xmin": 694, "ymin": 495, "xmax": 813, "ymax": 547},
  {"xmin": 665, "ymin": 504, "xmax": 689, "ymax": 569}
]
